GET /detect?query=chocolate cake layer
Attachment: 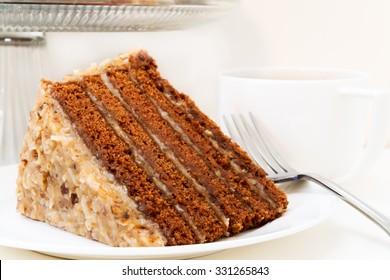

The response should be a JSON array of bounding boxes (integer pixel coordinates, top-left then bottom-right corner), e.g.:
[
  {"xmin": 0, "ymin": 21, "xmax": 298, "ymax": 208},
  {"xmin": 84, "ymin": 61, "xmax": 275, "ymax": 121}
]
[
  {"xmin": 127, "ymin": 52, "xmax": 287, "ymax": 224},
  {"xmin": 83, "ymin": 75, "xmax": 227, "ymax": 243},
  {"xmin": 50, "ymin": 81, "xmax": 196, "ymax": 245},
  {"xmin": 107, "ymin": 69, "xmax": 254, "ymax": 234}
]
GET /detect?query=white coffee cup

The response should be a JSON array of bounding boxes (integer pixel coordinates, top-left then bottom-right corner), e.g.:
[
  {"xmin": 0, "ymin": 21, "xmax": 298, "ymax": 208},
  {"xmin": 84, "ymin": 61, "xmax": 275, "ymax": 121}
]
[{"xmin": 217, "ymin": 67, "xmax": 390, "ymax": 180}]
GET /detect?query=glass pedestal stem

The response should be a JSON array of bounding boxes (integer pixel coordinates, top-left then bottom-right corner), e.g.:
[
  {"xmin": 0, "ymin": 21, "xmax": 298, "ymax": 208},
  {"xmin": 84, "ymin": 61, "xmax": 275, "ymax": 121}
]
[{"xmin": 0, "ymin": 32, "xmax": 47, "ymax": 165}]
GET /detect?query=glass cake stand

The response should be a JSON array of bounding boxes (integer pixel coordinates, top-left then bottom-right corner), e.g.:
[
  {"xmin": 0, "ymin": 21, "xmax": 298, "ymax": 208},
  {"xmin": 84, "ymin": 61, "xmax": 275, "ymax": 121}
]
[{"xmin": 0, "ymin": 0, "xmax": 238, "ymax": 165}]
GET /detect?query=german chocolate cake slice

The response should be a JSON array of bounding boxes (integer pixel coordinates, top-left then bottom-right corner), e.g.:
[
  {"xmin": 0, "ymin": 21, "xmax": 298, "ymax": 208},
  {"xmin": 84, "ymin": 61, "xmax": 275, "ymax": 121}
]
[{"xmin": 16, "ymin": 50, "xmax": 288, "ymax": 246}]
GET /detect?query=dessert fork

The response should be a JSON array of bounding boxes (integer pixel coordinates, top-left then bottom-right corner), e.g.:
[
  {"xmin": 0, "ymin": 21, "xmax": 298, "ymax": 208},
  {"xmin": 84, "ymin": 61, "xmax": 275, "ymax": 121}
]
[{"xmin": 223, "ymin": 112, "xmax": 390, "ymax": 237}]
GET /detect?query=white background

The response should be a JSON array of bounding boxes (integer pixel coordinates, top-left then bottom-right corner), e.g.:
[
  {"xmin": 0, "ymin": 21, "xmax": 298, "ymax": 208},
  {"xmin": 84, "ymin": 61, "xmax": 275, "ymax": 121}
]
[
  {"xmin": 1, "ymin": 0, "xmax": 389, "ymax": 261},
  {"xmin": 45, "ymin": 0, "xmax": 390, "ymax": 126}
]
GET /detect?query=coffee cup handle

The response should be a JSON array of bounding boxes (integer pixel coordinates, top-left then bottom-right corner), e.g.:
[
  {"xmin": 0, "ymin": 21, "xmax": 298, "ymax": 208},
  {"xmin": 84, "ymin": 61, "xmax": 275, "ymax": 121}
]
[{"xmin": 338, "ymin": 87, "xmax": 390, "ymax": 181}]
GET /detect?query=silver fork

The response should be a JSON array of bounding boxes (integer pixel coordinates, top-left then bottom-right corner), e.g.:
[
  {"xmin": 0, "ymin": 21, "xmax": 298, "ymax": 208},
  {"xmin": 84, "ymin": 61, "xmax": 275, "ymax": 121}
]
[{"xmin": 223, "ymin": 112, "xmax": 390, "ymax": 237}]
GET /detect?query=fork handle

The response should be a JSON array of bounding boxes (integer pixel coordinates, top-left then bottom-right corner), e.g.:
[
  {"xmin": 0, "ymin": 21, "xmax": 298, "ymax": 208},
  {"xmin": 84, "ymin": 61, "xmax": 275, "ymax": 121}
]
[{"xmin": 299, "ymin": 173, "xmax": 390, "ymax": 237}]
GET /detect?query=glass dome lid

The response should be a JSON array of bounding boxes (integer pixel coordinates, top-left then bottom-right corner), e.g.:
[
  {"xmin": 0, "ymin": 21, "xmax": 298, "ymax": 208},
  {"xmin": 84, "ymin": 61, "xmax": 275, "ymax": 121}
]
[{"xmin": 0, "ymin": 0, "xmax": 239, "ymax": 31}]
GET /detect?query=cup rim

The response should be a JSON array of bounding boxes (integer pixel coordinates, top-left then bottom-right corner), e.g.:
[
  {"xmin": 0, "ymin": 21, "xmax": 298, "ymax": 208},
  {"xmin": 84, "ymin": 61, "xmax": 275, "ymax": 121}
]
[{"xmin": 219, "ymin": 67, "xmax": 368, "ymax": 83}]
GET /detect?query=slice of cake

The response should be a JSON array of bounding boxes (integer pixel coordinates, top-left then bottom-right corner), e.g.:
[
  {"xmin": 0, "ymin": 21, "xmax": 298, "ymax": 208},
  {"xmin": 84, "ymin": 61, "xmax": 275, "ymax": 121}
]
[{"xmin": 16, "ymin": 50, "xmax": 288, "ymax": 247}]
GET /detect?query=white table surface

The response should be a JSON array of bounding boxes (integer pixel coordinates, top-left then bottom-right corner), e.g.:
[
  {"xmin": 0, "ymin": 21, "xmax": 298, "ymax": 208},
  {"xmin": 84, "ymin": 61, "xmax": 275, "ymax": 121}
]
[{"xmin": 1, "ymin": 151, "xmax": 389, "ymax": 260}]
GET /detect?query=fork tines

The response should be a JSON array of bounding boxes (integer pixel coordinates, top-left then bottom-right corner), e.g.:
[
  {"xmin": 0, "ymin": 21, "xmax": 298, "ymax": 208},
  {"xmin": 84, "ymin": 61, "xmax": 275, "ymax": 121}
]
[{"xmin": 223, "ymin": 113, "xmax": 289, "ymax": 177}]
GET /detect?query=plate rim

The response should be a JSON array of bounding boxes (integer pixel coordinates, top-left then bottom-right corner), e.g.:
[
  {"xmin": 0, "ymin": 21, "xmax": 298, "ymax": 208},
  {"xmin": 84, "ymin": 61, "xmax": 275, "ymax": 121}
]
[{"xmin": 0, "ymin": 190, "xmax": 338, "ymax": 259}]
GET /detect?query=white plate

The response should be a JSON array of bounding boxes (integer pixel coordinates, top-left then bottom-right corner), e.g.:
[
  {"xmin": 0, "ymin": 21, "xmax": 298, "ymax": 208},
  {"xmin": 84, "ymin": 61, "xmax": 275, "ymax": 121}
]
[{"xmin": 0, "ymin": 164, "xmax": 337, "ymax": 259}]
